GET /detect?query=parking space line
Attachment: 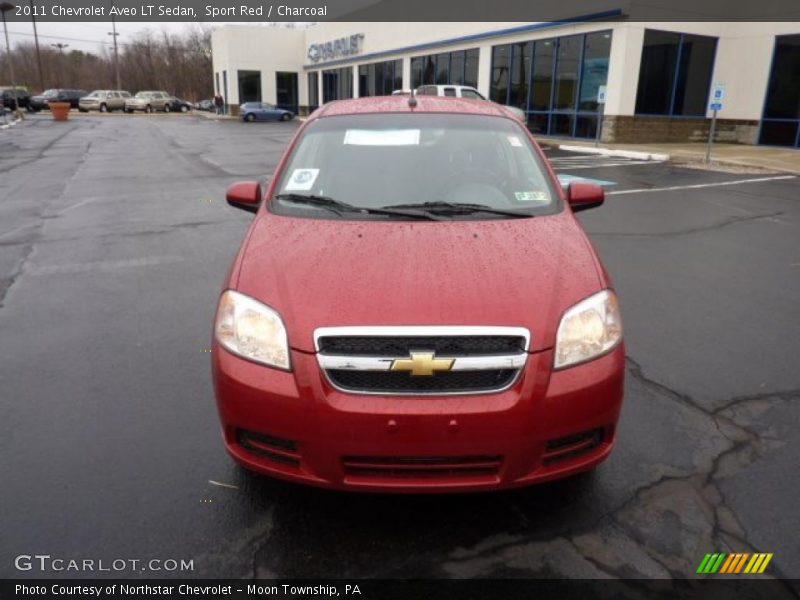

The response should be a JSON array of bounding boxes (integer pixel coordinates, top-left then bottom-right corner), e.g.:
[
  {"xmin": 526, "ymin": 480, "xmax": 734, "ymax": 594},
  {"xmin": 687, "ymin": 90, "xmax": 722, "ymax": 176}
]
[{"xmin": 607, "ymin": 175, "xmax": 796, "ymax": 196}]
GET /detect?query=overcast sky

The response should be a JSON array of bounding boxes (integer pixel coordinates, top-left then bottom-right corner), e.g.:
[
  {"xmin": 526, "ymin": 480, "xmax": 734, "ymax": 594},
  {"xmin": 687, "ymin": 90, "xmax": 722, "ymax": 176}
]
[{"xmin": 4, "ymin": 22, "xmax": 288, "ymax": 54}]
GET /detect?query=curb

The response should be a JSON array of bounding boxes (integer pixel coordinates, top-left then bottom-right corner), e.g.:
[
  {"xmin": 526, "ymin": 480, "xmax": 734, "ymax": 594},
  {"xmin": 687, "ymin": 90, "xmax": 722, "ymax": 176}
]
[{"xmin": 558, "ymin": 144, "xmax": 670, "ymax": 162}]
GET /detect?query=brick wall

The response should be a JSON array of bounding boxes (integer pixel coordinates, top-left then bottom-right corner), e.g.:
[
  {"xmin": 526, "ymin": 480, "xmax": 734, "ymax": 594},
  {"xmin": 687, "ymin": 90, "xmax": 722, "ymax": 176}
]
[{"xmin": 601, "ymin": 116, "xmax": 760, "ymax": 145}]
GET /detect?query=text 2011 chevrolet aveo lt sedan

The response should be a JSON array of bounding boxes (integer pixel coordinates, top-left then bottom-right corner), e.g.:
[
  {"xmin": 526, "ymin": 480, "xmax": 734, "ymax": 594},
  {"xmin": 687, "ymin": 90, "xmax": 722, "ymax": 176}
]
[{"xmin": 212, "ymin": 96, "xmax": 624, "ymax": 493}]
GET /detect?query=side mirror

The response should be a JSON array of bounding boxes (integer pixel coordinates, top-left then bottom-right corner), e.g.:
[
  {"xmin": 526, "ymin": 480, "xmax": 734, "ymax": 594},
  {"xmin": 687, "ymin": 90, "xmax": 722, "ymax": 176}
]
[
  {"xmin": 568, "ymin": 182, "xmax": 604, "ymax": 212},
  {"xmin": 226, "ymin": 181, "xmax": 262, "ymax": 213}
]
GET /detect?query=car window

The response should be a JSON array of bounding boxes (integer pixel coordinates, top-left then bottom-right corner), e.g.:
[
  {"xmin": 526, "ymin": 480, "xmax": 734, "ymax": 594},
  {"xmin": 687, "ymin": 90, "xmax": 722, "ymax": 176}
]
[
  {"xmin": 443, "ymin": 88, "xmax": 457, "ymax": 97},
  {"xmin": 461, "ymin": 89, "xmax": 485, "ymax": 100},
  {"xmin": 272, "ymin": 113, "xmax": 560, "ymax": 220},
  {"xmin": 121, "ymin": 92, "xmax": 131, "ymax": 98}
]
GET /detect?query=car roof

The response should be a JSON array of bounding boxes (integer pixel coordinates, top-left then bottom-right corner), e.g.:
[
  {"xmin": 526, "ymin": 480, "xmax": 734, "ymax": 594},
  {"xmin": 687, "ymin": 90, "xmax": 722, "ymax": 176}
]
[{"xmin": 310, "ymin": 95, "xmax": 511, "ymax": 122}]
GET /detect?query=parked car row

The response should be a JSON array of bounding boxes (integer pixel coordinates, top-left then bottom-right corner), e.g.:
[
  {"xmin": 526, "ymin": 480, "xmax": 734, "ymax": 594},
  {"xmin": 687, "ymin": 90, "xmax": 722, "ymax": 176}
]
[{"xmin": 0, "ymin": 87, "xmax": 197, "ymax": 114}]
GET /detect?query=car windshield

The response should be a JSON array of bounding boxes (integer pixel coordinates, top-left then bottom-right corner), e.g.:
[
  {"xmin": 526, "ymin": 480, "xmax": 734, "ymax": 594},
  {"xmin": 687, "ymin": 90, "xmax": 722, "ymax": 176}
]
[
  {"xmin": 42, "ymin": 89, "xmax": 58, "ymax": 97},
  {"xmin": 271, "ymin": 113, "xmax": 559, "ymax": 220},
  {"xmin": 134, "ymin": 92, "xmax": 151, "ymax": 99}
]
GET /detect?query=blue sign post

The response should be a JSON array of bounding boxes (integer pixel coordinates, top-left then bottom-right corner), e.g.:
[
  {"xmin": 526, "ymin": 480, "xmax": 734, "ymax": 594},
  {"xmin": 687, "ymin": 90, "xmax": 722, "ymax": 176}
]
[
  {"xmin": 595, "ymin": 85, "xmax": 607, "ymax": 147},
  {"xmin": 706, "ymin": 84, "xmax": 725, "ymax": 163}
]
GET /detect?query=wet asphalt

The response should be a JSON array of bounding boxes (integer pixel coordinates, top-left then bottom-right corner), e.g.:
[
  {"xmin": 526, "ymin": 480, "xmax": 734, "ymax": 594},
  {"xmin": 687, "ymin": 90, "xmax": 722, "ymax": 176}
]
[{"xmin": 0, "ymin": 113, "xmax": 798, "ymax": 582}]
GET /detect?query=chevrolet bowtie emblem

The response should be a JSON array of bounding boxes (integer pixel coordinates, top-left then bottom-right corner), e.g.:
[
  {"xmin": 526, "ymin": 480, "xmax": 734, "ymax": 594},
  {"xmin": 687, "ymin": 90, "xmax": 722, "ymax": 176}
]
[{"xmin": 390, "ymin": 352, "xmax": 454, "ymax": 376}]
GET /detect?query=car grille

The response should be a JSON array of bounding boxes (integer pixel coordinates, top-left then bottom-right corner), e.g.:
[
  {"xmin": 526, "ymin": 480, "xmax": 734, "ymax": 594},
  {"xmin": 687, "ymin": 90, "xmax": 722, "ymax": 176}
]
[
  {"xmin": 342, "ymin": 455, "xmax": 503, "ymax": 478},
  {"xmin": 315, "ymin": 326, "xmax": 530, "ymax": 396},
  {"xmin": 317, "ymin": 335, "xmax": 526, "ymax": 356},
  {"xmin": 327, "ymin": 369, "xmax": 517, "ymax": 393}
]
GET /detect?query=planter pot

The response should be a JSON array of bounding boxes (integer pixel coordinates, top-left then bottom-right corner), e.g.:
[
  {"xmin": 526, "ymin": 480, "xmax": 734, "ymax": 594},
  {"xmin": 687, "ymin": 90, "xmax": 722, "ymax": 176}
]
[{"xmin": 49, "ymin": 102, "xmax": 71, "ymax": 121}]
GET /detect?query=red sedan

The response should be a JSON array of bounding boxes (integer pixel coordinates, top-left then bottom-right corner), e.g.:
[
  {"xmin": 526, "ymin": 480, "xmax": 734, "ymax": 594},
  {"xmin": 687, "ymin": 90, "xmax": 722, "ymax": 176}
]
[{"xmin": 212, "ymin": 95, "xmax": 624, "ymax": 493}]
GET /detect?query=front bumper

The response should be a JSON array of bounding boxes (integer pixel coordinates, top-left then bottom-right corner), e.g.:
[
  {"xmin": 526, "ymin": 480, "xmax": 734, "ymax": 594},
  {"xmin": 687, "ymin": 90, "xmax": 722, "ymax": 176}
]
[{"xmin": 212, "ymin": 344, "xmax": 625, "ymax": 493}]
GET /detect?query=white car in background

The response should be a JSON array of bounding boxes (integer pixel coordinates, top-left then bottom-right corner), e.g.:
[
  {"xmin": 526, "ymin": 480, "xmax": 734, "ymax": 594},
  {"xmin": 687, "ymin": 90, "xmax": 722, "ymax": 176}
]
[{"xmin": 414, "ymin": 84, "xmax": 527, "ymax": 121}]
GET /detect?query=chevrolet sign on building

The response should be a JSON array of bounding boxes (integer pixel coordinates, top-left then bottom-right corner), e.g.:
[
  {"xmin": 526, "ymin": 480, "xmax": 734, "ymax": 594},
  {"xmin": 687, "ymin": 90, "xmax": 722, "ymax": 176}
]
[{"xmin": 307, "ymin": 34, "xmax": 365, "ymax": 63}]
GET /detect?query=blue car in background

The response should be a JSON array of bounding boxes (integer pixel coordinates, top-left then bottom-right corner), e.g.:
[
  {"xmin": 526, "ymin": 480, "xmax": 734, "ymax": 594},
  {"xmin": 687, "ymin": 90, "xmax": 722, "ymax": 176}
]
[{"xmin": 240, "ymin": 102, "xmax": 294, "ymax": 122}]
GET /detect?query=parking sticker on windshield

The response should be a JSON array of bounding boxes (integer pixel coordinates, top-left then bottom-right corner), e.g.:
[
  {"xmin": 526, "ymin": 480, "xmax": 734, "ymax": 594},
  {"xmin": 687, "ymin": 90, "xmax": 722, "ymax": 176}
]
[
  {"xmin": 507, "ymin": 136, "xmax": 523, "ymax": 147},
  {"xmin": 285, "ymin": 168, "xmax": 320, "ymax": 191},
  {"xmin": 343, "ymin": 129, "xmax": 420, "ymax": 146},
  {"xmin": 515, "ymin": 191, "xmax": 549, "ymax": 203}
]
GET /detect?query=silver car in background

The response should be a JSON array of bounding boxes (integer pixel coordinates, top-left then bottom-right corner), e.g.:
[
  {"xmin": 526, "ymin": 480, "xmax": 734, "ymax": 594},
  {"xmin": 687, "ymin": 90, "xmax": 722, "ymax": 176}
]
[
  {"xmin": 415, "ymin": 84, "xmax": 527, "ymax": 121},
  {"xmin": 79, "ymin": 90, "xmax": 132, "ymax": 112},
  {"xmin": 124, "ymin": 91, "xmax": 173, "ymax": 113}
]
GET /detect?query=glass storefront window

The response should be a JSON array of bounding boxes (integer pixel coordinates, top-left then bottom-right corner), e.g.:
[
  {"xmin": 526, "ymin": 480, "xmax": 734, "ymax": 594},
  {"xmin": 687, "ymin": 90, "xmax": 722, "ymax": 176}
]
[
  {"xmin": 635, "ymin": 29, "xmax": 717, "ymax": 116},
  {"xmin": 412, "ymin": 48, "xmax": 480, "ymax": 89},
  {"xmin": 322, "ymin": 67, "xmax": 353, "ymax": 102},
  {"xmin": 308, "ymin": 72, "xmax": 319, "ymax": 111},
  {"xmin": 554, "ymin": 35, "xmax": 581, "ymax": 110},
  {"xmin": 490, "ymin": 45, "xmax": 511, "ymax": 104},
  {"xmin": 509, "ymin": 42, "xmax": 532, "ymax": 110},
  {"xmin": 530, "ymin": 39, "xmax": 555, "ymax": 112},
  {"xmin": 490, "ymin": 31, "xmax": 611, "ymax": 138},
  {"xmin": 579, "ymin": 32, "xmax": 611, "ymax": 112},
  {"xmin": 760, "ymin": 34, "xmax": 800, "ymax": 147},
  {"xmin": 357, "ymin": 59, "xmax": 402, "ymax": 97}
]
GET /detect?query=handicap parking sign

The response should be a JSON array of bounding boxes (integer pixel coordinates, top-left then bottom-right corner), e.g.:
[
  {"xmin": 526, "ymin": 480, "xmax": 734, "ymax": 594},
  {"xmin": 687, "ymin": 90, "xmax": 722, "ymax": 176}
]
[
  {"xmin": 711, "ymin": 84, "xmax": 725, "ymax": 101},
  {"xmin": 710, "ymin": 102, "xmax": 723, "ymax": 111}
]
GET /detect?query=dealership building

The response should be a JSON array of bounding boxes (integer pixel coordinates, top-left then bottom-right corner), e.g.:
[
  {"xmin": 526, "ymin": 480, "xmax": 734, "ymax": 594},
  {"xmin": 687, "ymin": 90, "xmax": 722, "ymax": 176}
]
[{"xmin": 211, "ymin": 18, "xmax": 800, "ymax": 147}]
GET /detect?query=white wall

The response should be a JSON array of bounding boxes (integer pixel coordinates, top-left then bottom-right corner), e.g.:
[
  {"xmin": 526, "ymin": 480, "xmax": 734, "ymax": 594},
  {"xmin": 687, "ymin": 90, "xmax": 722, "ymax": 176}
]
[
  {"xmin": 213, "ymin": 21, "xmax": 800, "ymax": 121},
  {"xmin": 212, "ymin": 25, "xmax": 306, "ymax": 106}
]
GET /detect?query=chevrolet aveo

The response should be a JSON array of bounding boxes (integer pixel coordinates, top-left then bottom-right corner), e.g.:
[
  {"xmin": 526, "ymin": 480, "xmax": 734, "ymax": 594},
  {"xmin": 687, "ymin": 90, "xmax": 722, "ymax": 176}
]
[{"xmin": 212, "ymin": 96, "xmax": 624, "ymax": 493}]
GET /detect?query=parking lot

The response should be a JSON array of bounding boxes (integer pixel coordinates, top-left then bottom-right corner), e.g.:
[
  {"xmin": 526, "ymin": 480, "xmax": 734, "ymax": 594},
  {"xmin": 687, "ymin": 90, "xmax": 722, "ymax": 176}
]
[{"xmin": 1, "ymin": 113, "xmax": 798, "ymax": 581}]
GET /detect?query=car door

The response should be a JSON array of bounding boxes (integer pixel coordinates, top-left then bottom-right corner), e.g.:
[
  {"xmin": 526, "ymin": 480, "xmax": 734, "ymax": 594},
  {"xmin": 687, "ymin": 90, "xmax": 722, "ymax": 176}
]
[{"xmin": 265, "ymin": 104, "xmax": 282, "ymax": 121}]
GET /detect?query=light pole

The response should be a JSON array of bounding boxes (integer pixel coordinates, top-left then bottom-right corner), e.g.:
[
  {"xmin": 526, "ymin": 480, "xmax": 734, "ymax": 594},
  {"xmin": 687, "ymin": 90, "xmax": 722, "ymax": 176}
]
[
  {"xmin": 0, "ymin": 1, "xmax": 21, "ymax": 116},
  {"xmin": 51, "ymin": 42, "xmax": 68, "ymax": 87},
  {"xmin": 29, "ymin": 0, "xmax": 44, "ymax": 91},
  {"xmin": 108, "ymin": 0, "xmax": 120, "ymax": 90}
]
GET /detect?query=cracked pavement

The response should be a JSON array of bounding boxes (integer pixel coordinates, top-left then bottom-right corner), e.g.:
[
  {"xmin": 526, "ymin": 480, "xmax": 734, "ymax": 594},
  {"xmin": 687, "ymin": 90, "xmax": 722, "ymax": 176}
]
[{"xmin": 0, "ymin": 115, "xmax": 798, "ymax": 587}]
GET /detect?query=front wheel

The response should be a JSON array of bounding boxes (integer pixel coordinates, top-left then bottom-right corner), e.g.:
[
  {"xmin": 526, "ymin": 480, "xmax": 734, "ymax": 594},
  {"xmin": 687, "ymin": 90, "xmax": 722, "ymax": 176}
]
[
  {"xmin": 244, "ymin": 114, "xmax": 255, "ymax": 122},
  {"xmin": 163, "ymin": 104, "xmax": 171, "ymax": 113},
  {"xmin": 180, "ymin": 105, "xmax": 189, "ymax": 113},
  {"xmin": 144, "ymin": 105, "xmax": 152, "ymax": 114},
  {"xmin": 281, "ymin": 113, "xmax": 291, "ymax": 122},
  {"xmin": 99, "ymin": 104, "xmax": 108, "ymax": 113}
]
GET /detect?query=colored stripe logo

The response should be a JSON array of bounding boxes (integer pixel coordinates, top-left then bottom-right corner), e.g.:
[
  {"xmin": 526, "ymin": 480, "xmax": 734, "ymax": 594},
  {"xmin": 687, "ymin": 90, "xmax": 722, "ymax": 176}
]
[{"xmin": 697, "ymin": 553, "xmax": 773, "ymax": 574}]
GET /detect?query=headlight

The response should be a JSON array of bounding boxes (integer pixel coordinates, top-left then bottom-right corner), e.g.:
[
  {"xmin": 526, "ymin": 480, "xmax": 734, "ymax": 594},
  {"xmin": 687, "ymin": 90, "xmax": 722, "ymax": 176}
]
[
  {"xmin": 214, "ymin": 290, "xmax": 290, "ymax": 370},
  {"xmin": 554, "ymin": 289, "xmax": 622, "ymax": 369}
]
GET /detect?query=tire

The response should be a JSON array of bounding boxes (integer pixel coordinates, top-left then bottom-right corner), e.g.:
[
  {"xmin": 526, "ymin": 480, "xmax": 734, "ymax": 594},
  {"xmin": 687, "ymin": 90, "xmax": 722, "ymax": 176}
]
[
  {"xmin": 163, "ymin": 104, "xmax": 171, "ymax": 113},
  {"xmin": 245, "ymin": 114, "xmax": 255, "ymax": 122},
  {"xmin": 125, "ymin": 109, "xmax": 133, "ymax": 114},
  {"xmin": 180, "ymin": 105, "xmax": 189, "ymax": 113},
  {"xmin": 99, "ymin": 104, "xmax": 108, "ymax": 113},
  {"xmin": 145, "ymin": 105, "xmax": 152, "ymax": 114},
  {"xmin": 281, "ymin": 113, "xmax": 291, "ymax": 121},
  {"xmin": 78, "ymin": 108, "xmax": 88, "ymax": 113}
]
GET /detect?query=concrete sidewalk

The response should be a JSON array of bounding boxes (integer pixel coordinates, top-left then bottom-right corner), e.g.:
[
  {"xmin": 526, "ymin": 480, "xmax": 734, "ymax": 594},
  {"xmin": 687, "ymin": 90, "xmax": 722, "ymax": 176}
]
[{"xmin": 536, "ymin": 136, "xmax": 800, "ymax": 174}]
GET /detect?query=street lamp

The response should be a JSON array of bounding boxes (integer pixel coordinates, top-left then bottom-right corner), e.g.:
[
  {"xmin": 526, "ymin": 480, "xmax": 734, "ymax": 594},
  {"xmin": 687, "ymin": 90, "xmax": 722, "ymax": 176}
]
[
  {"xmin": 51, "ymin": 42, "xmax": 68, "ymax": 87},
  {"xmin": 29, "ymin": 0, "xmax": 44, "ymax": 91},
  {"xmin": 0, "ymin": 1, "xmax": 21, "ymax": 116}
]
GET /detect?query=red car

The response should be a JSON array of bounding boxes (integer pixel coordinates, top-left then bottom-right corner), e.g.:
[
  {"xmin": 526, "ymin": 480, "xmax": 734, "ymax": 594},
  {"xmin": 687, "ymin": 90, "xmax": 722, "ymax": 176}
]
[{"xmin": 212, "ymin": 96, "xmax": 624, "ymax": 493}]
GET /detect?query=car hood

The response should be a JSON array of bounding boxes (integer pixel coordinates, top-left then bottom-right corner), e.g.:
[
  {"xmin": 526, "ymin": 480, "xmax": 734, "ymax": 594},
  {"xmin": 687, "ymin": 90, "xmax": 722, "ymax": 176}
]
[{"xmin": 235, "ymin": 211, "xmax": 604, "ymax": 353}]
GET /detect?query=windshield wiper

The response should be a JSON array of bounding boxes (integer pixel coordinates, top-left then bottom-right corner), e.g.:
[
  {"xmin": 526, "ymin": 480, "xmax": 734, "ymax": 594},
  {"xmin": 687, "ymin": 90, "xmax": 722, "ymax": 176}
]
[
  {"xmin": 382, "ymin": 201, "xmax": 532, "ymax": 219},
  {"xmin": 275, "ymin": 194, "xmax": 441, "ymax": 220}
]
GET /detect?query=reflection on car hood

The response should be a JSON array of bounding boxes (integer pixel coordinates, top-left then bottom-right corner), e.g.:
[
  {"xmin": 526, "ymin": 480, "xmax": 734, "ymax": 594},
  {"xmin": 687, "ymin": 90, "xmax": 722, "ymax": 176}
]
[{"xmin": 235, "ymin": 212, "xmax": 603, "ymax": 353}]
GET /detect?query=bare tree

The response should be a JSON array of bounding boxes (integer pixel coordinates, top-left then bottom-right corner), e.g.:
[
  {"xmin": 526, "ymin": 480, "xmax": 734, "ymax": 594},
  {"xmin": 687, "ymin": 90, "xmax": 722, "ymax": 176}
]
[{"xmin": 3, "ymin": 26, "xmax": 213, "ymax": 100}]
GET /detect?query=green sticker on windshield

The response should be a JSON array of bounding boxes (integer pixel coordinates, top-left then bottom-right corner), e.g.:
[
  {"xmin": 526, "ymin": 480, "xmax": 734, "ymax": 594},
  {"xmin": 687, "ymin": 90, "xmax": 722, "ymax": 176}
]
[{"xmin": 515, "ymin": 191, "xmax": 549, "ymax": 203}]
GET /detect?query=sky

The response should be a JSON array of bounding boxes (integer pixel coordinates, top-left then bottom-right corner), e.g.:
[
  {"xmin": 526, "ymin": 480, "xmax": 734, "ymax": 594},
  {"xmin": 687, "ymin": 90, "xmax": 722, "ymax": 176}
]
[{"xmin": 4, "ymin": 22, "xmax": 285, "ymax": 54}]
